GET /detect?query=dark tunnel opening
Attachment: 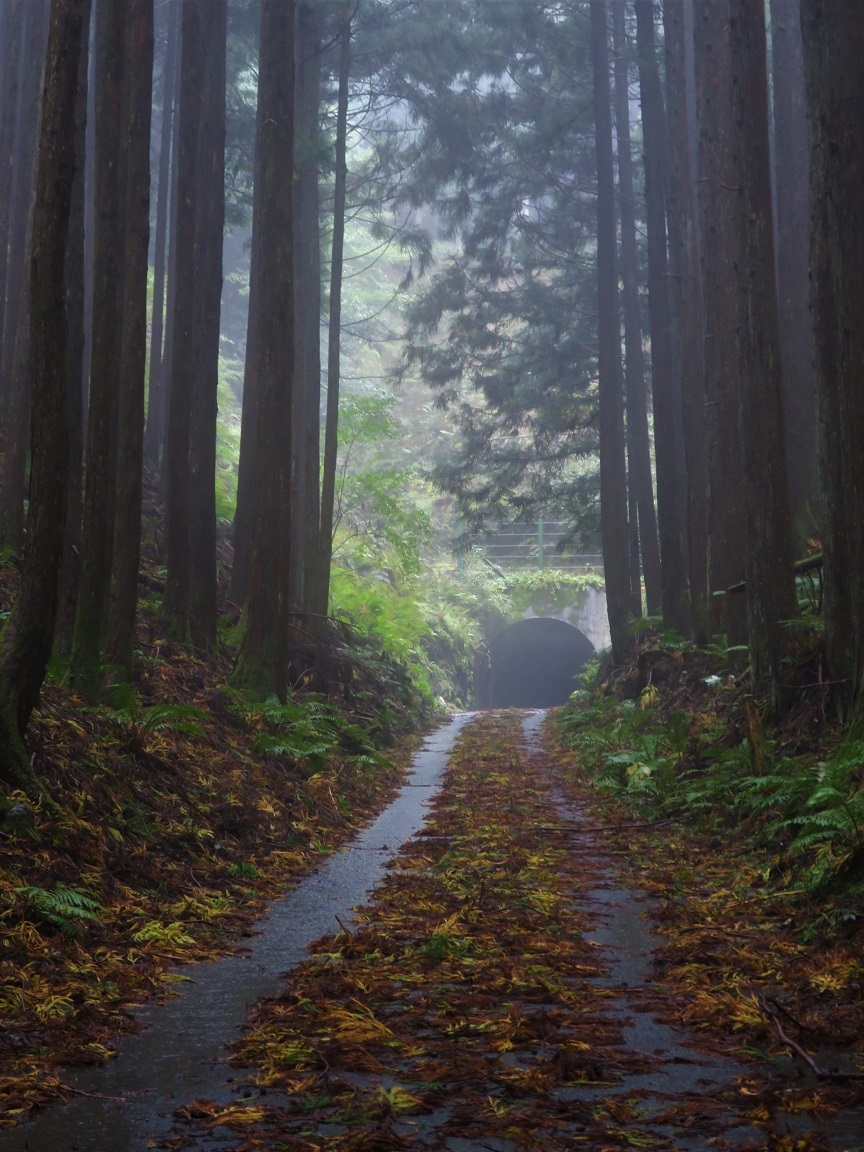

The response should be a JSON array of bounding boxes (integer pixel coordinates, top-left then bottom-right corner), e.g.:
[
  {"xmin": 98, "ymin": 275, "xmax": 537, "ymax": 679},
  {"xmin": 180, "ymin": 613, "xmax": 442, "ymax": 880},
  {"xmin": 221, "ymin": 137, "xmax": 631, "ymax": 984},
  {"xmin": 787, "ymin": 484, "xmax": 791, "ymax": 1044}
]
[{"xmin": 485, "ymin": 617, "xmax": 596, "ymax": 708}]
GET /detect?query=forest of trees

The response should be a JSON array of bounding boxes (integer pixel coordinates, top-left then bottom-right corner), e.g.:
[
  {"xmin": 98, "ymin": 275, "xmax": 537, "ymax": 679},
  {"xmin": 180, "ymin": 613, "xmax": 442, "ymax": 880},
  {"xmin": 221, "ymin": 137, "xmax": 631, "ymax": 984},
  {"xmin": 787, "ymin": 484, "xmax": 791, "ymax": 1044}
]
[{"xmin": 0, "ymin": 0, "xmax": 862, "ymax": 796}]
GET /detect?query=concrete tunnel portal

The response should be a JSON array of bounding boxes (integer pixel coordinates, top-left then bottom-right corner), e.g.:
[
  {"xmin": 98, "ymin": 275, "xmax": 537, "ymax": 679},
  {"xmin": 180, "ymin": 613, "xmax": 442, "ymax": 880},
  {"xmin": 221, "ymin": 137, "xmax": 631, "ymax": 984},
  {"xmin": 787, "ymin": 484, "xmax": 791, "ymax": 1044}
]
[{"xmin": 485, "ymin": 616, "xmax": 596, "ymax": 709}]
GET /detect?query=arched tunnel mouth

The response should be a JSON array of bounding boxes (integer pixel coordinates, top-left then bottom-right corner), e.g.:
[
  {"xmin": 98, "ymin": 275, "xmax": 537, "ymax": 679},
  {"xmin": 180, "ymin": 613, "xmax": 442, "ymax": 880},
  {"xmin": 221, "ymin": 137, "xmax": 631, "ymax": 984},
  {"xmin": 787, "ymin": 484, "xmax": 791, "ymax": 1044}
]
[{"xmin": 486, "ymin": 617, "xmax": 596, "ymax": 709}]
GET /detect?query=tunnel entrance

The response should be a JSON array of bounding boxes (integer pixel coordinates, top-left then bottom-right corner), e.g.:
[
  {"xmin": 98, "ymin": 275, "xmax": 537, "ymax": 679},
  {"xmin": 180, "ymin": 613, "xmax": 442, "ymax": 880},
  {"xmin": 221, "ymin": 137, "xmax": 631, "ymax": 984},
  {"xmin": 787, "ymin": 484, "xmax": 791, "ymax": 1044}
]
[{"xmin": 486, "ymin": 617, "xmax": 595, "ymax": 708}]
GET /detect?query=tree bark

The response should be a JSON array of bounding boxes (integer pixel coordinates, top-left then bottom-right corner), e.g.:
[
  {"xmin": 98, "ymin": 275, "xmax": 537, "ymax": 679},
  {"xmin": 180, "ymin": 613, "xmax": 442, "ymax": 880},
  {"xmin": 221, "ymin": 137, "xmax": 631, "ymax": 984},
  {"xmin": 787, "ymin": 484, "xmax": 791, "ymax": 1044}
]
[
  {"xmin": 186, "ymin": 0, "xmax": 225, "ymax": 653},
  {"xmin": 162, "ymin": 0, "xmax": 203, "ymax": 642},
  {"xmin": 143, "ymin": 0, "xmax": 179, "ymax": 468},
  {"xmin": 626, "ymin": 469, "xmax": 642, "ymax": 617},
  {"xmin": 80, "ymin": 13, "xmax": 95, "ymax": 418},
  {"xmin": 55, "ymin": 0, "xmax": 92, "ymax": 659},
  {"xmin": 230, "ymin": 73, "xmax": 262, "ymax": 610},
  {"xmin": 0, "ymin": 1, "xmax": 48, "ymax": 553},
  {"xmin": 692, "ymin": 0, "xmax": 747, "ymax": 642},
  {"xmin": 0, "ymin": 0, "xmax": 24, "ymax": 372},
  {"xmin": 69, "ymin": 0, "xmax": 127, "ymax": 699},
  {"xmin": 800, "ymin": 0, "xmax": 864, "ymax": 720},
  {"xmin": 105, "ymin": 0, "xmax": 153, "ymax": 684},
  {"xmin": 610, "ymin": 3, "xmax": 661, "ymax": 619},
  {"xmin": 233, "ymin": 0, "xmax": 295, "ymax": 698},
  {"xmin": 590, "ymin": 0, "xmax": 631, "ymax": 664},
  {"xmin": 318, "ymin": 2, "xmax": 351, "ymax": 618},
  {"xmin": 634, "ymin": 0, "xmax": 689, "ymax": 637},
  {"xmin": 663, "ymin": 0, "xmax": 709, "ymax": 645},
  {"xmin": 292, "ymin": 1, "xmax": 323, "ymax": 617},
  {"xmin": 728, "ymin": 0, "xmax": 798, "ymax": 712},
  {"xmin": 0, "ymin": 0, "xmax": 84, "ymax": 792},
  {"xmin": 770, "ymin": 0, "xmax": 817, "ymax": 550}
]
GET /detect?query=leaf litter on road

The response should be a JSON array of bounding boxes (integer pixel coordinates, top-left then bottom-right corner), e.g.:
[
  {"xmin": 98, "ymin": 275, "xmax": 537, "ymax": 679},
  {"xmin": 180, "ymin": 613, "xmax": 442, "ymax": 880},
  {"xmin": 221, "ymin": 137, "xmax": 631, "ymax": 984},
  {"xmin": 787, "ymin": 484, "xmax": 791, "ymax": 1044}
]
[{"xmin": 168, "ymin": 710, "xmax": 851, "ymax": 1152}]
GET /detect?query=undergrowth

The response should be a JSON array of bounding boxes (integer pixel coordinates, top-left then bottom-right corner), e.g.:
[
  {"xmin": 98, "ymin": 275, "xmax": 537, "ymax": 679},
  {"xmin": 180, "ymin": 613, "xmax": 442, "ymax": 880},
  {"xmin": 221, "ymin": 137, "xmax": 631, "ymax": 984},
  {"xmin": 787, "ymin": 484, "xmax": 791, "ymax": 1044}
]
[
  {"xmin": 558, "ymin": 637, "xmax": 864, "ymax": 935},
  {"xmin": 0, "ymin": 599, "xmax": 426, "ymax": 1125}
]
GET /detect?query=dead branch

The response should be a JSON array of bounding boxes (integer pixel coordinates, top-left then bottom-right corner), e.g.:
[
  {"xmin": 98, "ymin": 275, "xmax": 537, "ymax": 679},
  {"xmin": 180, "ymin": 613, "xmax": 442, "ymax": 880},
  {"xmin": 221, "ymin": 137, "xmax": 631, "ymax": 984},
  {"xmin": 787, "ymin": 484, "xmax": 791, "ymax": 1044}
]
[{"xmin": 759, "ymin": 996, "xmax": 864, "ymax": 1081}]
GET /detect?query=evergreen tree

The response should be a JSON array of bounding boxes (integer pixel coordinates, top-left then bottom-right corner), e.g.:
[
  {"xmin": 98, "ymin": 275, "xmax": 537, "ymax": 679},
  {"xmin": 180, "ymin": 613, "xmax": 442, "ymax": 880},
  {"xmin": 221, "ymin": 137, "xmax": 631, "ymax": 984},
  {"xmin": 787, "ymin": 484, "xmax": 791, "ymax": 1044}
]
[
  {"xmin": 663, "ymin": 0, "xmax": 708, "ymax": 644},
  {"xmin": 770, "ymin": 0, "xmax": 817, "ymax": 548},
  {"xmin": 728, "ymin": 0, "xmax": 798, "ymax": 711},
  {"xmin": 0, "ymin": 1, "xmax": 24, "ymax": 378},
  {"xmin": 233, "ymin": 0, "xmax": 296, "ymax": 698},
  {"xmin": 590, "ymin": 0, "xmax": 630, "ymax": 662},
  {"xmin": 634, "ymin": 0, "xmax": 688, "ymax": 636},
  {"xmin": 0, "ymin": 1, "xmax": 48, "ymax": 553},
  {"xmin": 292, "ymin": 1, "xmax": 324, "ymax": 617},
  {"xmin": 611, "ymin": 3, "xmax": 661, "ymax": 618},
  {"xmin": 162, "ymin": 0, "xmax": 226, "ymax": 652},
  {"xmin": 69, "ymin": 0, "xmax": 127, "ymax": 699},
  {"xmin": 692, "ymin": 0, "xmax": 747, "ymax": 640},
  {"xmin": 318, "ymin": 2, "xmax": 353, "ymax": 617},
  {"xmin": 801, "ymin": 0, "xmax": 864, "ymax": 721},
  {"xmin": 105, "ymin": 0, "xmax": 154, "ymax": 684},
  {"xmin": 0, "ymin": 0, "xmax": 85, "ymax": 791},
  {"xmin": 397, "ymin": 3, "xmax": 606, "ymax": 544},
  {"xmin": 143, "ymin": 0, "xmax": 180, "ymax": 470},
  {"xmin": 55, "ymin": 0, "xmax": 92, "ymax": 658}
]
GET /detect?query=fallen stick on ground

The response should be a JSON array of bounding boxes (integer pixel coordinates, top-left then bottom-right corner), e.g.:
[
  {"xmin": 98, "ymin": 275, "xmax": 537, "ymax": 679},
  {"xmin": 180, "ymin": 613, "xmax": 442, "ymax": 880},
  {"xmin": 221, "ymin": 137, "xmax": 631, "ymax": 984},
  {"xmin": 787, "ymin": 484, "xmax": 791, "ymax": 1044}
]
[
  {"xmin": 63, "ymin": 1086, "xmax": 131, "ymax": 1103},
  {"xmin": 759, "ymin": 996, "xmax": 864, "ymax": 1081}
]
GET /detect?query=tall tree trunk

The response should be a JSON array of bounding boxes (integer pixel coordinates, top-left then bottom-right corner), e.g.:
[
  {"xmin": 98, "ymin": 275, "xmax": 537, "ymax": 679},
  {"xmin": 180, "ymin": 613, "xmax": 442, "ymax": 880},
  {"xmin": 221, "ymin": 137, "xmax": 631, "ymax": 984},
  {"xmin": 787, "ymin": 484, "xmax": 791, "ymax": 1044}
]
[
  {"xmin": 634, "ymin": 0, "xmax": 689, "ymax": 637},
  {"xmin": 162, "ymin": 0, "xmax": 203, "ymax": 642},
  {"xmin": 69, "ymin": 0, "xmax": 126, "ymax": 699},
  {"xmin": 233, "ymin": 0, "xmax": 295, "ymax": 698},
  {"xmin": 0, "ymin": 0, "xmax": 84, "ymax": 793},
  {"xmin": 186, "ymin": 0, "xmax": 225, "ymax": 653},
  {"xmin": 0, "ymin": 0, "xmax": 24, "ymax": 371},
  {"xmin": 590, "ymin": 0, "xmax": 631, "ymax": 664},
  {"xmin": 143, "ymin": 0, "xmax": 179, "ymax": 469},
  {"xmin": 0, "ymin": 1, "xmax": 48, "ymax": 553},
  {"xmin": 663, "ymin": 0, "xmax": 709, "ymax": 644},
  {"xmin": 770, "ymin": 0, "xmax": 817, "ymax": 550},
  {"xmin": 318, "ymin": 2, "xmax": 351, "ymax": 617},
  {"xmin": 692, "ymin": 0, "xmax": 747, "ymax": 641},
  {"xmin": 55, "ymin": 0, "xmax": 92, "ymax": 658},
  {"xmin": 610, "ymin": 3, "xmax": 661, "ymax": 619},
  {"xmin": 293, "ymin": 1, "xmax": 323, "ymax": 617},
  {"xmin": 81, "ymin": 13, "xmax": 95, "ymax": 417},
  {"xmin": 105, "ymin": 0, "xmax": 153, "ymax": 684},
  {"xmin": 157, "ymin": 18, "xmax": 181, "ymax": 507},
  {"xmin": 728, "ymin": 0, "xmax": 798, "ymax": 712},
  {"xmin": 230, "ymin": 177, "xmax": 260, "ymax": 609},
  {"xmin": 800, "ymin": 0, "xmax": 864, "ymax": 720},
  {"xmin": 626, "ymin": 469, "xmax": 642, "ymax": 616}
]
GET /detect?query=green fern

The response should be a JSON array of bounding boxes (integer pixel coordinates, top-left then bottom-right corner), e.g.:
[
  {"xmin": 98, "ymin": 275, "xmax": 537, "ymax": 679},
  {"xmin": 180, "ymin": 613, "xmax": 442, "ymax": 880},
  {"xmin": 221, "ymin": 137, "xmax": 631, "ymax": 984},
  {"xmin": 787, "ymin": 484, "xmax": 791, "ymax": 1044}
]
[
  {"xmin": 787, "ymin": 741, "xmax": 864, "ymax": 857},
  {"xmin": 113, "ymin": 702, "xmax": 207, "ymax": 738},
  {"xmin": 15, "ymin": 885, "xmax": 103, "ymax": 937},
  {"xmin": 251, "ymin": 695, "xmax": 341, "ymax": 774},
  {"xmin": 105, "ymin": 690, "xmax": 208, "ymax": 758}
]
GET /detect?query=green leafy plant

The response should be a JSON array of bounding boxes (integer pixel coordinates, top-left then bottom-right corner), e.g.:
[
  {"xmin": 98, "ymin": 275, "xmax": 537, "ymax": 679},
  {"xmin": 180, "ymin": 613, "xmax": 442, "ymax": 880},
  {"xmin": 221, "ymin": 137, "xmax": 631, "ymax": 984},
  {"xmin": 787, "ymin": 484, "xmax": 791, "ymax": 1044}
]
[
  {"xmin": 132, "ymin": 920, "xmax": 196, "ymax": 947},
  {"xmin": 14, "ymin": 885, "xmax": 102, "ymax": 938},
  {"xmin": 784, "ymin": 739, "xmax": 864, "ymax": 892},
  {"xmin": 105, "ymin": 683, "xmax": 207, "ymax": 756},
  {"xmin": 251, "ymin": 696, "xmax": 345, "ymax": 776}
]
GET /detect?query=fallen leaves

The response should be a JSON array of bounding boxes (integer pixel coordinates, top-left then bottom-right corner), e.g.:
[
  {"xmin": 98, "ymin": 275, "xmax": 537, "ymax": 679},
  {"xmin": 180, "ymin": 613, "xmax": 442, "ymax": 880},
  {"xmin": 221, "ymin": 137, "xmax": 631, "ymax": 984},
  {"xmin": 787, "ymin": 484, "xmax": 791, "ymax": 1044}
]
[
  {"xmin": 170, "ymin": 712, "xmax": 754, "ymax": 1150},
  {"xmin": 0, "ymin": 634, "xmax": 416, "ymax": 1126},
  {"xmin": 545, "ymin": 713, "xmax": 864, "ymax": 1145}
]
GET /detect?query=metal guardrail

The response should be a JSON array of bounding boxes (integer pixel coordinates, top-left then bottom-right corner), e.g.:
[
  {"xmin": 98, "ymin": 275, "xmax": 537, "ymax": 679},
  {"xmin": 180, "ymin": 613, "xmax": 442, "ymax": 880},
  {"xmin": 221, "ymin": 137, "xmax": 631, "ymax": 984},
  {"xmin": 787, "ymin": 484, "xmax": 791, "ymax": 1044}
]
[{"xmin": 471, "ymin": 520, "xmax": 604, "ymax": 574}]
